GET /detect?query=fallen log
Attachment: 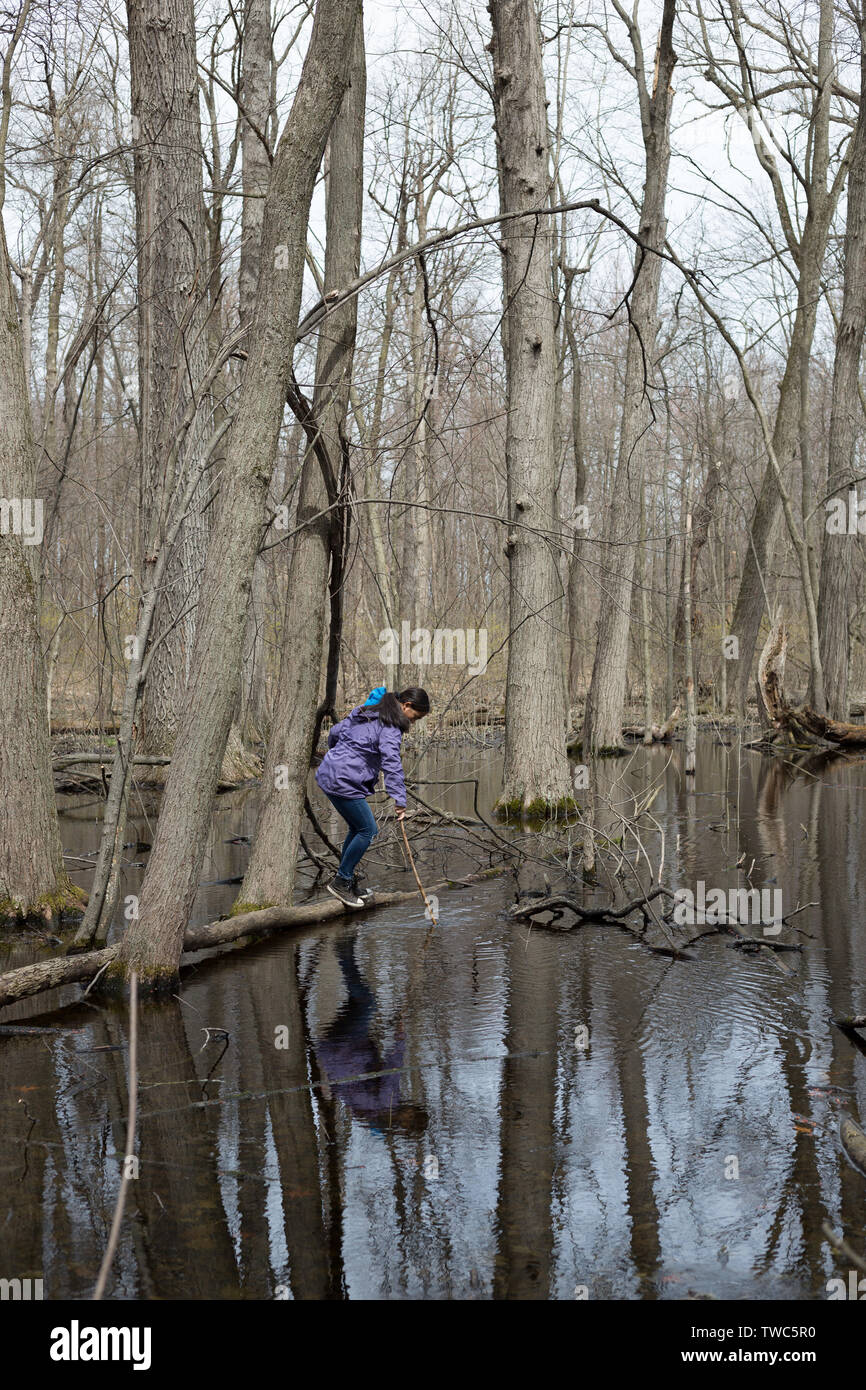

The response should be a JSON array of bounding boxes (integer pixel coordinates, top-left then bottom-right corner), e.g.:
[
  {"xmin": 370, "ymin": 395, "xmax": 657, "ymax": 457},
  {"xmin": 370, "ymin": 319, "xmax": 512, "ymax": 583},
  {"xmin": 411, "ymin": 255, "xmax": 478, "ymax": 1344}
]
[
  {"xmin": 623, "ymin": 704, "xmax": 681, "ymax": 741},
  {"xmin": 52, "ymin": 750, "xmax": 252, "ymax": 793},
  {"xmin": 0, "ymin": 945, "xmax": 118, "ymax": 1007},
  {"xmin": 0, "ymin": 866, "xmax": 506, "ymax": 1009},
  {"xmin": 757, "ymin": 622, "xmax": 866, "ymax": 747},
  {"xmin": 52, "ymin": 753, "xmax": 170, "ymax": 770},
  {"xmin": 51, "ymin": 721, "xmax": 121, "ymax": 736},
  {"xmin": 839, "ymin": 1112, "xmax": 866, "ymax": 1177}
]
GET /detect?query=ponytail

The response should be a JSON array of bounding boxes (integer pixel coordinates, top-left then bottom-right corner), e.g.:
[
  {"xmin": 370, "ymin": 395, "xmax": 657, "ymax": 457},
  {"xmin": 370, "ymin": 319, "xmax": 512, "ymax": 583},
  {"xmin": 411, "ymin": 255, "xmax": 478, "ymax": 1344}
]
[{"xmin": 376, "ymin": 692, "xmax": 410, "ymax": 730}]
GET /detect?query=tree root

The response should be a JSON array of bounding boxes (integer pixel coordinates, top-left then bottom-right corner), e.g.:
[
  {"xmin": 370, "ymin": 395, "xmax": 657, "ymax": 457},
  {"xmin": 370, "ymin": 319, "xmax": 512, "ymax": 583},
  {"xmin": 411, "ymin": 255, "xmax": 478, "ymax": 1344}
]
[{"xmin": 755, "ymin": 621, "xmax": 866, "ymax": 750}]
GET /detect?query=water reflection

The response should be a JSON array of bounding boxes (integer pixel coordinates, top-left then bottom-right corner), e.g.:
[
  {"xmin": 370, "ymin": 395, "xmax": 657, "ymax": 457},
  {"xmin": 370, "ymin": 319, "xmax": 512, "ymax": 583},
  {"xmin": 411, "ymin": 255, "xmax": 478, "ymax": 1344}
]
[
  {"xmin": 1, "ymin": 737, "xmax": 865, "ymax": 1298},
  {"xmin": 316, "ymin": 936, "xmax": 428, "ymax": 1136}
]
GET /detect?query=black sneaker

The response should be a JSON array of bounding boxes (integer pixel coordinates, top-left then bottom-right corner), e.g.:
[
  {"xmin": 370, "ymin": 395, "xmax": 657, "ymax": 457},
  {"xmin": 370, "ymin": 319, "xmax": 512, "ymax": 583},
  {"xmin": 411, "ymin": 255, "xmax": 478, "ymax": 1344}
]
[
  {"xmin": 326, "ymin": 874, "xmax": 364, "ymax": 908},
  {"xmin": 351, "ymin": 872, "xmax": 373, "ymax": 900}
]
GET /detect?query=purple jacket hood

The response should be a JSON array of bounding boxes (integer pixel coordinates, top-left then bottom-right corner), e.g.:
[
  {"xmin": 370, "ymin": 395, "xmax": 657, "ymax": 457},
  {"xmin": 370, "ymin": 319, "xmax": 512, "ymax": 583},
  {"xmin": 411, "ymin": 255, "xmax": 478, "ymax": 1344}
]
[{"xmin": 315, "ymin": 705, "xmax": 407, "ymax": 805}]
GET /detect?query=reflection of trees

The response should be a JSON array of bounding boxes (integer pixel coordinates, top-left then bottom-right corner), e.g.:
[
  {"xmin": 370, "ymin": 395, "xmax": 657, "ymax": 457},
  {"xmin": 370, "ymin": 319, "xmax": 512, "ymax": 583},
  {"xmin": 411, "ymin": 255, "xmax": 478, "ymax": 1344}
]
[
  {"xmin": 0, "ymin": 1026, "xmax": 75, "ymax": 1291},
  {"xmin": 246, "ymin": 944, "xmax": 332, "ymax": 1300},
  {"xmin": 312, "ymin": 932, "xmax": 434, "ymax": 1296},
  {"xmin": 734, "ymin": 753, "xmax": 845, "ymax": 1289},
  {"xmin": 105, "ymin": 999, "xmax": 238, "ymax": 1298},
  {"xmin": 493, "ymin": 926, "xmax": 558, "ymax": 1298},
  {"xmin": 817, "ymin": 781, "xmax": 865, "ymax": 1264},
  {"xmin": 298, "ymin": 944, "xmax": 347, "ymax": 1300},
  {"xmin": 614, "ymin": 1020, "xmax": 662, "ymax": 1295}
]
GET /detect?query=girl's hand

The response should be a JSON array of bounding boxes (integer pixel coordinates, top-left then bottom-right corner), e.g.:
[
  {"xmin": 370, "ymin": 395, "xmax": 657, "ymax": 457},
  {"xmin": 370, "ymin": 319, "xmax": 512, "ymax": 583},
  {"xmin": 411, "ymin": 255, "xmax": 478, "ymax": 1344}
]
[{"xmin": 396, "ymin": 806, "xmax": 406, "ymax": 821}]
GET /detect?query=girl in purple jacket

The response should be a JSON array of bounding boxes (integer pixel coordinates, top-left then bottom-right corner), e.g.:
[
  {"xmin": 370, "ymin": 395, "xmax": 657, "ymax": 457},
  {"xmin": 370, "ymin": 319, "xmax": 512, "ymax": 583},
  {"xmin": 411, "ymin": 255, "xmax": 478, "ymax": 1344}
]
[{"xmin": 315, "ymin": 686, "xmax": 430, "ymax": 906}]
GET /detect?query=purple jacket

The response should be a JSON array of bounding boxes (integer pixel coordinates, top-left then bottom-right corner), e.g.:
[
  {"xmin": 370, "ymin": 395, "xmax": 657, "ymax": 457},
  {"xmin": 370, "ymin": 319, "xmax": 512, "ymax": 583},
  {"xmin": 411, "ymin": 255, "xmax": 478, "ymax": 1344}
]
[{"xmin": 315, "ymin": 705, "xmax": 407, "ymax": 805}]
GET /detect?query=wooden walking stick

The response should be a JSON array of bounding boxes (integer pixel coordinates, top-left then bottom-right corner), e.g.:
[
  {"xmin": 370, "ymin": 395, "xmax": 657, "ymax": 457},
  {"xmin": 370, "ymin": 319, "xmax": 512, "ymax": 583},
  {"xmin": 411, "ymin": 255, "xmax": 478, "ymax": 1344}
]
[{"xmin": 399, "ymin": 816, "xmax": 438, "ymax": 925}]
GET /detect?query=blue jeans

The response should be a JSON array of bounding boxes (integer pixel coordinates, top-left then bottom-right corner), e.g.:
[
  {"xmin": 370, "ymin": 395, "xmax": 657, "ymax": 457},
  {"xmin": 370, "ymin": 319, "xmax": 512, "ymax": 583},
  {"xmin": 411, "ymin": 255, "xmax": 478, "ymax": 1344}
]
[{"xmin": 324, "ymin": 793, "xmax": 378, "ymax": 880}]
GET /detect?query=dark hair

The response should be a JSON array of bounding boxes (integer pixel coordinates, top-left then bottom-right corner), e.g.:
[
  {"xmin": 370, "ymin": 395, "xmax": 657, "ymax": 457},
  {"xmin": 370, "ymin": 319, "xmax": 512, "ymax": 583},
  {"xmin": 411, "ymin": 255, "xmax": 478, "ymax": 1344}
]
[
  {"xmin": 398, "ymin": 686, "xmax": 430, "ymax": 715},
  {"xmin": 376, "ymin": 687, "xmax": 430, "ymax": 729}
]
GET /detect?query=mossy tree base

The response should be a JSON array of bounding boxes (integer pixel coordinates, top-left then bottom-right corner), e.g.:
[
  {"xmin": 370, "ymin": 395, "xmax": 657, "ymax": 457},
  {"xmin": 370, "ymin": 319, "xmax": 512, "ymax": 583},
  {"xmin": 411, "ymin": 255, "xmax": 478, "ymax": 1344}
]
[
  {"xmin": 589, "ymin": 743, "xmax": 630, "ymax": 758},
  {"xmin": 229, "ymin": 898, "xmax": 277, "ymax": 917},
  {"xmin": 94, "ymin": 957, "xmax": 180, "ymax": 1000},
  {"xmin": 493, "ymin": 794, "xmax": 579, "ymax": 823},
  {"xmin": 0, "ymin": 879, "xmax": 87, "ymax": 931}
]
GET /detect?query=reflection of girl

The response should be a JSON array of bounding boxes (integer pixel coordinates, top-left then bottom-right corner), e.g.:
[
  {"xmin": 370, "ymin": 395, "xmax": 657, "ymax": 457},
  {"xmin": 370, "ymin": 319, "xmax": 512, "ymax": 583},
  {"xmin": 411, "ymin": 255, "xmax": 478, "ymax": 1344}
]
[
  {"xmin": 316, "ymin": 937, "xmax": 427, "ymax": 1135},
  {"xmin": 315, "ymin": 687, "xmax": 430, "ymax": 907}
]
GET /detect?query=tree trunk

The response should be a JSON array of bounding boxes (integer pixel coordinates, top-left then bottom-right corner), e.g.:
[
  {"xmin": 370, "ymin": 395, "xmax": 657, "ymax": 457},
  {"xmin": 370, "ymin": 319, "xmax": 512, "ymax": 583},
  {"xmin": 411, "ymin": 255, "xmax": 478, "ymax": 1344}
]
[
  {"xmin": 817, "ymin": 8, "xmax": 866, "ymax": 720},
  {"xmin": 240, "ymin": 15, "xmax": 365, "ymax": 909},
  {"xmin": 128, "ymin": 0, "xmax": 212, "ymax": 761},
  {"xmin": 102, "ymin": 0, "xmax": 360, "ymax": 995},
  {"xmin": 640, "ymin": 484, "xmax": 653, "ymax": 744},
  {"xmin": 0, "ymin": 217, "xmax": 83, "ymax": 923},
  {"xmin": 683, "ymin": 457, "xmax": 696, "ymax": 775},
  {"xmin": 582, "ymin": 0, "xmax": 676, "ymax": 754},
  {"xmin": 239, "ymin": 0, "xmax": 272, "ymax": 327},
  {"xmin": 728, "ymin": 0, "xmax": 839, "ymax": 718},
  {"xmin": 237, "ymin": 0, "xmax": 273, "ymax": 745},
  {"xmin": 673, "ymin": 458, "xmax": 721, "ymax": 681},
  {"xmin": 728, "ymin": 279, "xmax": 821, "ymax": 718},
  {"xmin": 490, "ymin": 0, "xmax": 572, "ymax": 814},
  {"xmin": 564, "ymin": 269, "xmax": 586, "ymax": 706}
]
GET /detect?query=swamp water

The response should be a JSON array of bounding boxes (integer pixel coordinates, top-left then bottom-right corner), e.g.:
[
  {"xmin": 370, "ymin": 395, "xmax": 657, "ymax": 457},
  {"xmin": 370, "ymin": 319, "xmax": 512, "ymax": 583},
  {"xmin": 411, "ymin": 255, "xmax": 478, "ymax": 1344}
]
[{"xmin": 1, "ymin": 734, "xmax": 865, "ymax": 1299}]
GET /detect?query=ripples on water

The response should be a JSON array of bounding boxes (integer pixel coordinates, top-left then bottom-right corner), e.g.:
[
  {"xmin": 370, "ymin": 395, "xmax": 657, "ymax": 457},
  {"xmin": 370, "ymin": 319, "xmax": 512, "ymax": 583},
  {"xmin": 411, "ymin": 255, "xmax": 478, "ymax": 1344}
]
[{"xmin": 1, "ymin": 737, "xmax": 864, "ymax": 1298}]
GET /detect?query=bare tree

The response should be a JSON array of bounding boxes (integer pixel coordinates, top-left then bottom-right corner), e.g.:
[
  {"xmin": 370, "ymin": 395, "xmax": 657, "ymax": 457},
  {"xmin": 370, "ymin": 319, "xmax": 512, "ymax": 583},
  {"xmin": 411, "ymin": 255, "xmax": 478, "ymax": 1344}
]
[
  {"xmin": 0, "ymin": 0, "xmax": 82, "ymax": 923},
  {"xmin": 582, "ymin": 0, "xmax": 677, "ymax": 754},
  {"xmin": 237, "ymin": 0, "xmax": 274, "ymax": 745},
  {"xmin": 239, "ymin": 12, "xmax": 365, "ymax": 908},
  {"xmin": 489, "ymin": 0, "xmax": 572, "ymax": 813},
  {"xmin": 127, "ymin": 0, "xmax": 212, "ymax": 761},
  {"xmin": 104, "ymin": 0, "xmax": 360, "ymax": 993},
  {"xmin": 692, "ymin": 0, "xmax": 849, "ymax": 716},
  {"xmin": 817, "ymin": 0, "xmax": 866, "ymax": 719}
]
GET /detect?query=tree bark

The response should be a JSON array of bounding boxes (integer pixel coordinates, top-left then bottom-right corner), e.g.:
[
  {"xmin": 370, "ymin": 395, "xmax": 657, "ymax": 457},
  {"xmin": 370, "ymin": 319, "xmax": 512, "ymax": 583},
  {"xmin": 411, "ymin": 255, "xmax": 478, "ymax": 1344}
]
[
  {"xmin": 564, "ymin": 268, "xmax": 586, "ymax": 705},
  {"xmin": 101, "ymin": 0, "xmax": 361, "ymax": 994},
  {"xmin": 816, "ymin": 5, "xmax": 866, "ymax": 719},
  {"xmin": 0, "ymin": 220, "xmax": 83, "ymax": 923},
  {"xmin": 582, "ymin": 0, "xmax": 676, "ymax": 754},
  {"xmin": 240, "ymin": 14, "xmax": 365, "ymax": 908},
  {"xmin": 725, "ymin": 0, "xmax": 841, "ymax": 717},
  {"xmin": 489, "ymin": 0, "xmax": 572, "ymax": 813},
  {"xmin": 673, "ymin": 458, "xmax": 721, "ymax": 679},
  {"xmin": 639, "ymin": 483, "xmax": 653, "ymax": 743},
  {"xmin": 237, "ymin": 0, "xmax": 273, "ymax": 745},
  {"xmin": 128, "ymin": 0, "xmax": 212, "ymax": 761},
  {"xmin": 683, "ymin": 456, "xmax": 696, "ymax": 774}
]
